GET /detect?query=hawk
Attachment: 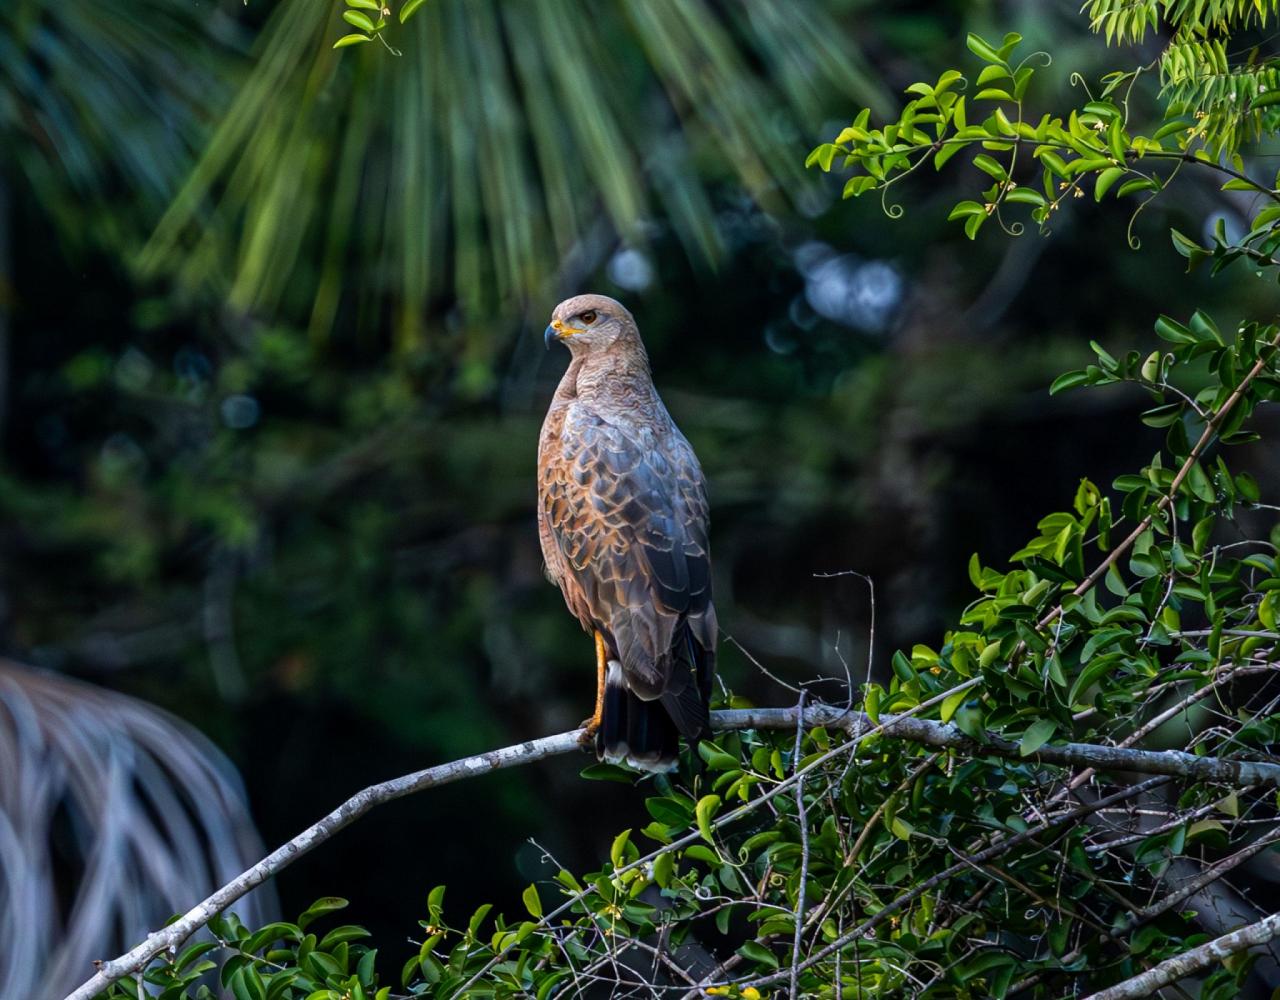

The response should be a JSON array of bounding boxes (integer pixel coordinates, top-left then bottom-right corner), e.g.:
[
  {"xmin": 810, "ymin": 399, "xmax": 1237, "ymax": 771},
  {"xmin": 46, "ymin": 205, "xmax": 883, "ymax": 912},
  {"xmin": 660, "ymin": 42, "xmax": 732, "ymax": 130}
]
[{"xmin": 538, "ymin": 294, "xmax": 715, "ymax": 772}]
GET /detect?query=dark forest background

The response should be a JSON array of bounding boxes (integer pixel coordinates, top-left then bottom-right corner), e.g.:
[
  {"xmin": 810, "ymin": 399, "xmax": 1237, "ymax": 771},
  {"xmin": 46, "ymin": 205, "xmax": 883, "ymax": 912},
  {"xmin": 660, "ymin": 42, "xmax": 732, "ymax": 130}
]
[{"xmin": 4, "ymin": 0, "xmax": 1278, "ymax": 972}]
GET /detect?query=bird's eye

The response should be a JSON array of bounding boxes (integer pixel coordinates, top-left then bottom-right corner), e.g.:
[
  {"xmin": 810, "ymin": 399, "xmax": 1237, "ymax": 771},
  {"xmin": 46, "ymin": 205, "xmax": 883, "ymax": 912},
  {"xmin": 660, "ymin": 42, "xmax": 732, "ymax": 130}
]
[{"xmin": 580, "ymin": 310, "xmax": 598, "ymax": 324}]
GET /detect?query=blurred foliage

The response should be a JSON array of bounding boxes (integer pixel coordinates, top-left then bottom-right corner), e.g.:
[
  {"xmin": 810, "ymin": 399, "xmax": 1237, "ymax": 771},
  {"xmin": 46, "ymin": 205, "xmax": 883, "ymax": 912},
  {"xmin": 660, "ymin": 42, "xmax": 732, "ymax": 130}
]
[
  {"xmin": 139, "ymin": 0, "xmax": 892, "ymax": 345},
  {"xmin": 7, "ymin": 0, "xmax": 1280, "ymax": 985},
  {"xmin": 0, "ymin": 0, "xmax": 241, "ymax": 247}
]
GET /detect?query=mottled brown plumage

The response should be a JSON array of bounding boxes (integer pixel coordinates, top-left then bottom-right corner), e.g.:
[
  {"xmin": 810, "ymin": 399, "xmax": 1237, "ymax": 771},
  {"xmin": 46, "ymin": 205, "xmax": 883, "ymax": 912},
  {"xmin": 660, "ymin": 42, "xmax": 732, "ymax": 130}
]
[{"xmin": 538, "ymin": 294, "xmax": 715, "ymax": 770}]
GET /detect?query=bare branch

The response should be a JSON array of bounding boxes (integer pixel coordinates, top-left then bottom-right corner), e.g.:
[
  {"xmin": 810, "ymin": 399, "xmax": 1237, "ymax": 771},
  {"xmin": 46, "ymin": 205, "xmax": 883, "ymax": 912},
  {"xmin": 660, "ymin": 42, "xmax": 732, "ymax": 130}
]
[
  {"xmin": 716, "ymin": 705, "xmax": 1280, "ymax": 789},
  {"xmin": 789, "ymin": 693, "xmax": 809, "ymax": 1000},
  {"xmin": 1084, "ymin": 911, "xmax": 1280, "ymax": 1000},
  {"xmin": 62, "ymin": 730, "xmax": 581, "ymax": 1000}
]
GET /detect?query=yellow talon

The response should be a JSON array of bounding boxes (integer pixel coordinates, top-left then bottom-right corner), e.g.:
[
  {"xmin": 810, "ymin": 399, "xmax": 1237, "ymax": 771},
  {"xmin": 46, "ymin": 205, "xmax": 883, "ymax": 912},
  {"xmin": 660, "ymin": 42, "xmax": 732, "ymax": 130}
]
[{"xmin": 578, "ymin": 630, "xmax": 608, "ymax": 746}]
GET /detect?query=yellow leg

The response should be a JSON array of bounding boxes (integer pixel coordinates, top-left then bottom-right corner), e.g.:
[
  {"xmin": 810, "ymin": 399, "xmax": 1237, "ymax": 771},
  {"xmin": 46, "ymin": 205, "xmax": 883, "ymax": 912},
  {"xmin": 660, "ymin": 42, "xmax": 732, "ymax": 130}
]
[{"xmin": 579, "ymin": 630, "xmax": 607, "ymax": 745}]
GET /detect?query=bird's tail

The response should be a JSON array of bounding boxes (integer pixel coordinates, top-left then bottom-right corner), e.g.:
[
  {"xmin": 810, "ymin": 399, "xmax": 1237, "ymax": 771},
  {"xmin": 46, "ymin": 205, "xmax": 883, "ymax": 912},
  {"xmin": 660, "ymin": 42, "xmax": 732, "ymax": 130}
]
[
  {"xmin": 597, "ymin": 626, "xmax": 713, "ymax": 773},
  {"xmin": 597, "ymin": 661, "xmax": 680, "ymax": 773}
]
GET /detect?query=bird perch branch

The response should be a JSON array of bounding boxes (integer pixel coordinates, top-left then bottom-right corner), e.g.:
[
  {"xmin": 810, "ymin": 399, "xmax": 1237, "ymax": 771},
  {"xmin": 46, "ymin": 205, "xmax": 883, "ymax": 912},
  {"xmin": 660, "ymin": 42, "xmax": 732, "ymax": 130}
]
[
  {"xmin": 1083, "ymin": 911, "xmax": 1280, "ymax": 1000},
  {"xmin": 63, "ymin": 704, "xmax": 1280, "ymax": 1000}
]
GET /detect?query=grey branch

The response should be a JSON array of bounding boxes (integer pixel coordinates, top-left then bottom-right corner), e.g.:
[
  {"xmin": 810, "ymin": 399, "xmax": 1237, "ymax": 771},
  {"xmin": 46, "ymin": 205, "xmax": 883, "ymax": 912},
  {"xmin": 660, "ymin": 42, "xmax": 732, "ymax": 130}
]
[
  {"xmin": 62, "ymin": 730, "xmax": 581, "ymax": 1000},
  {"xmin": 715, "ymin": 705, "xmax": 1280, "ymax": 789},
  {"xmin": 63, "ymin": 703, "xmax": 1280, "ymax": 1000},
  {"xmin": 1084, "ymin": 911, "xmax": 1280, "ymax": 1000}
]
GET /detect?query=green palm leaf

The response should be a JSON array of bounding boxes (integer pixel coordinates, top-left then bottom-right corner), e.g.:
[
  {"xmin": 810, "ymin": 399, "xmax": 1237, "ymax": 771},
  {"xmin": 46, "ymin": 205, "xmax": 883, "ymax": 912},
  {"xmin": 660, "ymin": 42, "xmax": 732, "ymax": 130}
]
[
  {"xmin": 0, "ymin": 0, "xmax": 239, "ymax": 246},
  {"xmin": 139, "ymin": 0, "xmax": 892, "ymax": 346}
]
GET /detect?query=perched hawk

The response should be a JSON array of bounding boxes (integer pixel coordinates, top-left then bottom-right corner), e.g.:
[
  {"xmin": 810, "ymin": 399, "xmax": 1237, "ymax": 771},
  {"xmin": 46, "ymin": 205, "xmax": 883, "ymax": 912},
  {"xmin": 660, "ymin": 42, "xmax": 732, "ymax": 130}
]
[{"xmin": 538, "ymin": 294, "xmax": 716, "ymax": 772}]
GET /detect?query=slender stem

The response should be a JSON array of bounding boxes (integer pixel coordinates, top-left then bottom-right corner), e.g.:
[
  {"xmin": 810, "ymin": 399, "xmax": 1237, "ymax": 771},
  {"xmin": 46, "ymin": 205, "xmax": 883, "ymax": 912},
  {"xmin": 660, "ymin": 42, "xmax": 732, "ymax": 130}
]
[
  {"xmin": 1034, "ymin": 329, "xmax": 1280, "ymax": 638},
  {"xmin": 789, "ymin": 693, "xmax": 809, "ymax": 1000}
]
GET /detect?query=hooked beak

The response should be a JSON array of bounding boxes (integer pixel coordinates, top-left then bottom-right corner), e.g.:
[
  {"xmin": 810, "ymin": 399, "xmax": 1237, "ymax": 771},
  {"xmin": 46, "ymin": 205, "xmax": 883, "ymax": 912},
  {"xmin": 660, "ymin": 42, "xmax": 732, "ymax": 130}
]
[{"xmin": 544, "ymin": 318, "xmax": 572, "ymax": 350}]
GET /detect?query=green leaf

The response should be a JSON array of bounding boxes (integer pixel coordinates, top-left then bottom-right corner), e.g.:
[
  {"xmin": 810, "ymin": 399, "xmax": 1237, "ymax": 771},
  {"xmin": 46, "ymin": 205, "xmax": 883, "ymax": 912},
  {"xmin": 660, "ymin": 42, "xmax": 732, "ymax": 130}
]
[
  {"xmin": 954, "ymin": 703, "xmax": 986, "ymax": 741},
  {"xmin": 579, "ymin": 762, "xmax": 635, "ymax": 783},
  {"xmin": 1019, "ymin": 718, "xmax": 1057, "ymax": 756},
  {"xmin": 242, "ymin": 922, "xmax": 302, "ymax": 954},
  {"xmin": 891, "ymin": 649, "xmax": 915, "ymax": 681},
  {"xmin": 1069, "ymin": 652, "xmax": 1124, "ymax": 706},
  {"xmin": 1154, "ymin": 315, "xmax": 1196, "ymax": 344},
  {"xmin": 807, "ymin": 143, "xmax": 839, "ymax": 171},
  {"xmin": 427, "ymin": 884, "xmax": 446, "ymax": 920},
  {"xmin": 865, "ymin": 684, "xmax": 881, "ymax": 724},
  {"xmin": 1186, "ymin": 462, "xmax": 1216, "ymax": 503},
  {"xmin": 1005, "ymin": 187, "xmax": 1046, "ymax": 206},
  {"xmin": 1192, "ymin": 515, "xmax": 1215, "ymax": 555},
  {"xmin": 1116, "ymin": 177, "xmax": 1158, "ymax": 197},
  {"xmin": 400, "ymin": 0, "xmax": 430, "ymax": 23},
  {"xmin": 940, "ymin": 688, "xmax": 969, "ymax": 724},
  {"xmin": 1141, "ymin": 402, "xmax": 1183, "ymax": 427},
  {"xmin": 1050, "ymin": 369, "xmax": 1092, "ymax": 395},
  {"xmin": 737, "ymin": 939, "xmax": 780, "ymax": 970},
  {"xmin": 1170, "ymin": 228, "xmax": 1205, "ymax": 259},
  {"xmin": 522, "ymin": 883, "xmax": 542, "ymax": 918},
  {"xmin": 652, "ymin": 851, "xmax": 674, "ymax": 888},
  {"xmin": 972, "ymin": 154, "xmax": 1007, "ymax": 180},
  {"xmin": 298, "ymin": 898, "xmax": 349, "ymax": 930},
  {"xmin": 333, "ymin": 33, "xmax": 372, "ymax": 48},
  {"xmin": 646, "ymin": 796, "xmax": 693, "ymax": 827},
  {"xmin": 610, "ymin": 828, "xmax": 632, "ymax": 868},
  {"xmin": 342, "ymin": 10, "xmax": 376, "ymax": 31},
  {"xmin": 934, "ymin": 141, "xmax": 964, "ymax": 170},
  {"xmin": 948, "ymin": 200, "xmax": 986, "ymax": 220},
  {"xmin": 468, "ymin": 903, "xmax": 493, "ymax": 937},
  {"xmin": 966, "ymin": 33, "xmax": 1004, "ymax": 65},
  {"xmin": 976, "ymin": 63, "xmax": 1009, "ymax": 86},
  {"xmin": 695, "ymin": 794, "xmax": 722, "ymax": 846},
  {"xmin": 1094, "ymin": 166, "xmax": 1126, "ymax": 200}
]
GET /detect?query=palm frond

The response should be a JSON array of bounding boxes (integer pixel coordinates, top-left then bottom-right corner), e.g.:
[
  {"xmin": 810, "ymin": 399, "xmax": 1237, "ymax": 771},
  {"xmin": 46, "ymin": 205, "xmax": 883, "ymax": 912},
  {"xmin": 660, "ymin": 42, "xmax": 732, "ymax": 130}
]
[
  {"xmin": 0, "ymin": 0, "xmax": 240, "ymax": 247},
  {"xmin": 1160, "ymin": 37, "xmax": 1280, "ymax": 150},
  {"xmin": 138, "ymin": 0, "xmax": 893, "ymax": 346},
  {"xmin": 0, "ymin": 661, "xmax": 274, "ymax": 999},
  {"xmin": 1087, "ymin": 0, "xmax": 1278, "ymax": 43}
]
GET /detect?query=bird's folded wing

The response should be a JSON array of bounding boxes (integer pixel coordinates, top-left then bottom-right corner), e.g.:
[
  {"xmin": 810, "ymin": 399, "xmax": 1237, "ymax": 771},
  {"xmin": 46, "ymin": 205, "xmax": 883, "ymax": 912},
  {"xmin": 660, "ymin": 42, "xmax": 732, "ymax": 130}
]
[{"xmin": 542, "ymin": 409, "xmax": 711, "ymax": 692}]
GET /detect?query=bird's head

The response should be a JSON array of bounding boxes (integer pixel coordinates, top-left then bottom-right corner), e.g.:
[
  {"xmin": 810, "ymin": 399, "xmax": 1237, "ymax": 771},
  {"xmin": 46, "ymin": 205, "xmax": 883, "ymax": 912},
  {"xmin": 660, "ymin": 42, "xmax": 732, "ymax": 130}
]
[{"xmin": 544, "ymin": 294, "xmax": 638, "ymax": 355}]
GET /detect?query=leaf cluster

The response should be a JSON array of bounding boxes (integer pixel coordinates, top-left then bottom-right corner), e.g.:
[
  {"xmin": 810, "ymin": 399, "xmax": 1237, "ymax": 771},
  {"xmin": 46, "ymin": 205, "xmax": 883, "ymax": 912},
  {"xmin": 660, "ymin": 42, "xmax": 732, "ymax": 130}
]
[
  {"xmin": 105, "ymin": 899, "xmax": 385, "ymax": 1000},
  {"xmin": 808, "ymin": 24, "xmax": 1280, "ymax": 260}
]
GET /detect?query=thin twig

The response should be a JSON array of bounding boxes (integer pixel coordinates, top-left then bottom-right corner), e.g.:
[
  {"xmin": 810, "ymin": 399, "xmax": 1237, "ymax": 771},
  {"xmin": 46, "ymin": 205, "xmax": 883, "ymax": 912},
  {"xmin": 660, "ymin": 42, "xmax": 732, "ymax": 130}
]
[
  {"xmin": 1033, "ymin": 330, "xmax": 1280, "ymax": 640},
  {"xmin": 1060, "ymin": 662, "xmax": 1276, "ymax": 797},
  {"xmin": 789, "ymin": 692, "xmax": 809, "ymax": 1000},
  {"xmin": 724, "ymin": 777, "xmax": 1173, "ymax": 993}
]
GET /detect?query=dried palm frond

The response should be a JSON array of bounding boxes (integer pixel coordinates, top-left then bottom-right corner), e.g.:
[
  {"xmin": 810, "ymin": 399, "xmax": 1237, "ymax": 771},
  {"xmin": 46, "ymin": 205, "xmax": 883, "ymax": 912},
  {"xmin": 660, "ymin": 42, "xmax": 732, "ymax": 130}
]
[
  {"xmin": 0, "ymin": 661, "xmax": 274, "ymax": 1000},
  {"xmin": 138, "ymin": 0, "xmax": 892, "ymax": 347}
]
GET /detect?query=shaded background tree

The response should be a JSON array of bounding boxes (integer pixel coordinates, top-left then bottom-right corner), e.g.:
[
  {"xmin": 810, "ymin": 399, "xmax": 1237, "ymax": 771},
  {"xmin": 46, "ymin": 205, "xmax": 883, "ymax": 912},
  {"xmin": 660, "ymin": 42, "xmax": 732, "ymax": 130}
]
[{"xmin": 3, "ymin": 0, "xmax": 1278, "ymax": 984}]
